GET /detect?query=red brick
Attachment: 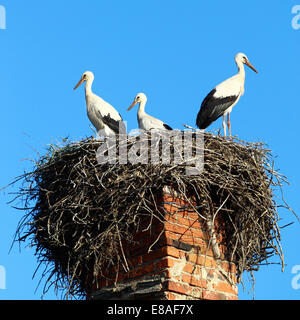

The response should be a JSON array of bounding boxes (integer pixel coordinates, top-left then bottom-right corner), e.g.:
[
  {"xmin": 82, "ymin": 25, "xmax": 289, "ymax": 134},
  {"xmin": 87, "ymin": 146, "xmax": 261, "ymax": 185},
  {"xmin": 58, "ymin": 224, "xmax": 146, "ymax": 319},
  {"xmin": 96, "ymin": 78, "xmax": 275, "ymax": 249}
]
[
  {"xmin": 164, "ymin": 231, "xmax": 207, "ymax": 247},
  {"xmin": 166, "ymin": 281, "xmax": 190, "ymax": 295},
  {"xmin": 142, "ymin": 246, "xmax": 181, "ymax": 264},
  {"xmin": 162, "ymin": 203, "xmax": 177, "ymax": 215},
  {"xmin": 213, "ymin": 281, "xmax": 238, "ymax": 295},
  {"xmin": 183, "ymin": 262, "xmax": 196, "ymax": 274},
  {"xmin": 163, "ymin": 194, "xmax": 197, "ymax": 206},
  {"xmin": 164, "ymin": 206, "xmax": 200, "ymax": 221},
  {"xmin": 165, "ymin": 291, "xmax": 177, "ymax": 300},
  {"xmin": 221, "ymin": 261, "xmax": 237, "ymax": 274},
  {"xmin": 156, "ymin": 257, "xmax": 178, "ymax": 270},
  {"xmin": 187, "ymin": 253, "xmax": 216, "ymax": 267},
  {"xmin": 162, "ymin": 195, "xmax": 187, "ymax": 204},
  {"xmin": 182, "ymin": 274, "xmax": 207, "ymax": 288},
  {"xmin": 182, "ymin": 211, "xmax": 202, "ymax": 221},
  {"xmin": 202, "ymin": 290, "xmax": 225, "ymax": 300},
  {"xmin": 164, "ymin": 221, "xmax": 209, "ymax": 240},
  {"xmin": 174, "ymin": 215, "xmax": 203, "ymax": 229},
  {"xmin": 164, "ymin": 213, "xmax": 178, "ymax": 223},
  {"xmin": 164, "ymin": 221, "xmax": 190, "ymax": 235},
  {"xmin": 128, "ymin": 262, "xmax": 156, "ymax": 279},
  {"xmin": 227, "ymin": 295, "xmax": 239, "ymax": 300},
  {"xmin": 164, "ymin": 246, "xmax": 181, "ymax": 259}
]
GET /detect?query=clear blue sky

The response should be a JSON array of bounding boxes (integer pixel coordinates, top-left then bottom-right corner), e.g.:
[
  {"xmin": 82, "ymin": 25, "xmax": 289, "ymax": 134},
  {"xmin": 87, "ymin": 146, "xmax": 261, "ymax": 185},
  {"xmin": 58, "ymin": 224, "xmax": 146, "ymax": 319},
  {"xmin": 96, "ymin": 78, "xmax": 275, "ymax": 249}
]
[{"xmin": 0, "ymin": 0, "xmax": 300, "ymax": 300}]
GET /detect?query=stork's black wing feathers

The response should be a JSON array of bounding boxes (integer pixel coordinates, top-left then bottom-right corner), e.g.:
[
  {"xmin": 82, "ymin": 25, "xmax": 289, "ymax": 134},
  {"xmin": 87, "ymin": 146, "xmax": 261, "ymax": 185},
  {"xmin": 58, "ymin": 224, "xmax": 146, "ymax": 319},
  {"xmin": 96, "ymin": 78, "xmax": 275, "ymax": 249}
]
[
  {"xmin": 196, "ymin": 88, "xmax": 238, "ymax": 129},
  {"xmin": 97, "ymin": 110, "xmax": 127, "ymax": 134},
  {"xmin": 163, "ymin": 123, "xmax": 173, "ymax": 130}
]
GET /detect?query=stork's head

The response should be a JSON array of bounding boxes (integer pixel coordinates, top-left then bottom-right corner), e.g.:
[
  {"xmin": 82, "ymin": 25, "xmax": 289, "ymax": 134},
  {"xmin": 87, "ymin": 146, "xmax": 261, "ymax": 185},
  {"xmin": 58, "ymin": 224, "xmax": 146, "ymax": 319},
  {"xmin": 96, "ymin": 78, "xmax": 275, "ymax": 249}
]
[
  {"xmin": 235, "ymin": 53, "xmax": 258, "ymax": 73},
  {"xmin": 127, "ymin": 93, "xmax": 147, "ymax": 111},
  {"xmin": 74, "ymin": 71, "xmax": 95, "ymax": 90}
]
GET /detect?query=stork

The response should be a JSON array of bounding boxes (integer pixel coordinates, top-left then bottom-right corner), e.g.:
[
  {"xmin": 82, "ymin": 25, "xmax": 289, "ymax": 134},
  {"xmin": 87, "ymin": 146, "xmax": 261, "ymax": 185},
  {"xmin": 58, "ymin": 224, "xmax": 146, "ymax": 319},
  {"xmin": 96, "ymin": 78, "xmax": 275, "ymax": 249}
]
[
  {"xmin": 196, "ymin": 53, "xmax": 258, "ymax": 138},
  {"xmin": 127, "ymin": 93, "xmax": 173, "ymax": 131},
  {"xmin": 74, "ymin": 71, "xmax": 126, "ymax": 136}
]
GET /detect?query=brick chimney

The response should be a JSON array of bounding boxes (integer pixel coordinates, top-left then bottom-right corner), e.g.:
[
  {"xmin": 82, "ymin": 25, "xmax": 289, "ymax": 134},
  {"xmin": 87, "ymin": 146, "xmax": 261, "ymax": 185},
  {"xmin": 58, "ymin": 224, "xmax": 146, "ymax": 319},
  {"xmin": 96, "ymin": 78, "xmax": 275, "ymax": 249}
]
[{"xmin": 88, "ymin": 189, "xmax": 238, "ymax": 300}]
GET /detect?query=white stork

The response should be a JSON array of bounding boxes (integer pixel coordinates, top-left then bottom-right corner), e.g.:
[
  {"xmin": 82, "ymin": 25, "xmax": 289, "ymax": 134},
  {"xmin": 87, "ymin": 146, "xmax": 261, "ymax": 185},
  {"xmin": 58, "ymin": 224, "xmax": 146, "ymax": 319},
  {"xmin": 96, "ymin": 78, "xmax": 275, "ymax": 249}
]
[
  {"xmin": 127, "ymin": 93, "xmax": 173, "ymax": 131},
  {"xmin": 74, "ymin": 71, "xmax": 126, "ymax": 136},
  {"xmin": 196, "ymin": 53, "xmax": 258, "ymax": 138}
]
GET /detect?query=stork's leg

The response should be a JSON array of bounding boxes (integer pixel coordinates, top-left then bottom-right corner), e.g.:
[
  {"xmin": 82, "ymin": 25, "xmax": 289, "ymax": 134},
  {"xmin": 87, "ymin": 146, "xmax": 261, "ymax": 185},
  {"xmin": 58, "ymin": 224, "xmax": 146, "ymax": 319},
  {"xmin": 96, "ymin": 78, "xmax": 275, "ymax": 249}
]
[
  {"xmin": 222, "ymin": 114, "xmax": 227, "ymax": 138},
  {"xmin": 227, "ymin": 113, "xmax": 232, "ymax": 138}
]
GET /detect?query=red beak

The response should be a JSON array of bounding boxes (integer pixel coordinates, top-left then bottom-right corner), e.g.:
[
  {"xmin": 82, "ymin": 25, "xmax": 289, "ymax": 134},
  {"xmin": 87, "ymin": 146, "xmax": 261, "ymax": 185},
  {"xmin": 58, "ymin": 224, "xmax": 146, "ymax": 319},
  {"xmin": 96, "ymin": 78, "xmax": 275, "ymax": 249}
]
[
  {"xmin": 245, "ymin": 60, "xmax": 258, "ymax": 74},
  {"xmin": 74, "ymin": 78, "xmax": 85, "ymax": 90},
  {"xmin": 127, "ymin": 100, "xmax": 138, "ymax": 111}
]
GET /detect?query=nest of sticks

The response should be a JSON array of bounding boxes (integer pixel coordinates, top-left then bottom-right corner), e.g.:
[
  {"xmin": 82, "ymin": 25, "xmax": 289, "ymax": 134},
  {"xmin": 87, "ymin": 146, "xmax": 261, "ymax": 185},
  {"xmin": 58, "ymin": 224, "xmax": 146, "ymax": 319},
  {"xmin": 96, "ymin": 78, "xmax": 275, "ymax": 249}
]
[{"xmin": 10, "ymin": 130, "xmax": 294, "ymax": 299}]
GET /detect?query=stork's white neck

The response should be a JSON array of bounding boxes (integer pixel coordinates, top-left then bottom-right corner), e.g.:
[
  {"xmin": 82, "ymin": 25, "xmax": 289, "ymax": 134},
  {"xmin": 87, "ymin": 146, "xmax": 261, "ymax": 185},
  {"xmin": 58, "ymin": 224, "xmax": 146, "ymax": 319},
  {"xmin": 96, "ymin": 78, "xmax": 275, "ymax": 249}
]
[
  {"xmin": 138, "ymin": 98, "xmax": 147, "ymax": 117},
  {"xmin": 237, "ymin": 60, "xmax": 246, "ymax": 76},
  {"xmin": 85, "ymin": 78, "xmax": 93, "ymax": 98},
  {"xmin": 236, "ymin": 60, "xmax": 246, "ymax": 95}
]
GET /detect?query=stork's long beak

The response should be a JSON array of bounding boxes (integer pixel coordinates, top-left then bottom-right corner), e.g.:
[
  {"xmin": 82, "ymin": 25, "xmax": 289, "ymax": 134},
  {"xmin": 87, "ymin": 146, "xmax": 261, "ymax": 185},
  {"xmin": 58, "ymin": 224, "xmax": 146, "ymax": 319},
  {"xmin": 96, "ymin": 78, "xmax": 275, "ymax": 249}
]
[
  {"xmin": 127, "ymin": 100, "xmax": 138, "ymax": 111},
  {"xmin": 74, "ymin": 78, "xmax": 85, "ymax": 90},
  {"xmin": 245, "ymin": 60, "xmax": 258, "ymax": 74}
]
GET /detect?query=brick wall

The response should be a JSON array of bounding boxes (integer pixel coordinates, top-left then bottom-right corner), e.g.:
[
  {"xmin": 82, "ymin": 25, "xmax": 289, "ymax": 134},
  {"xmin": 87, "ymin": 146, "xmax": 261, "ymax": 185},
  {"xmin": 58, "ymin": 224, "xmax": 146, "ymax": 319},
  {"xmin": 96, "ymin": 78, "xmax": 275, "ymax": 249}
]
[{"xmin": 88, "ymin": 191, "xmax": 238, "ymax": 300}]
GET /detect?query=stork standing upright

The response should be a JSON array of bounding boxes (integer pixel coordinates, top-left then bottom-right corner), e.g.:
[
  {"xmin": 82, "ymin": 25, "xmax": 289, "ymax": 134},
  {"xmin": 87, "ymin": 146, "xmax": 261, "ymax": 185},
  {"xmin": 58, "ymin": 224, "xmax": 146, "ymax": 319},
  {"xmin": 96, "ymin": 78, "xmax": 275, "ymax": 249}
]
[
  {"xmin": 196, "ymin": 53, "xmax": 258, "ymax": 138},
  {"xmin": 127, "ymin": 93, "xmax": 173, "ymax": 131},
  {"xmin": 74, "ymin": 71, "xmax": 126, "ymax": 136}
]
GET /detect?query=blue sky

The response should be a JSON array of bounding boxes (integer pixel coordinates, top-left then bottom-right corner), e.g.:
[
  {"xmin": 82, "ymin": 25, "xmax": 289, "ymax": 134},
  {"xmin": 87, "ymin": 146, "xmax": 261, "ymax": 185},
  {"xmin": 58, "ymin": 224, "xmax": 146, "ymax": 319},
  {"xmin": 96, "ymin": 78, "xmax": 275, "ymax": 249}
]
[{"xmin": 0, "ymin": 0, "xmax": 300, "ymax": 300}]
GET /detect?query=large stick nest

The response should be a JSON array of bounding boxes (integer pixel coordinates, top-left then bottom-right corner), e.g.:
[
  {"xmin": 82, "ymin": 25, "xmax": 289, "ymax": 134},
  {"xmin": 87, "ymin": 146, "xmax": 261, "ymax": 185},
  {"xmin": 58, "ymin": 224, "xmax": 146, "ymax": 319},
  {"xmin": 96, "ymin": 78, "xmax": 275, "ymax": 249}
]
[{"xmin": 10, "ymin": 131, "xmax": 294, "ymax": 299}]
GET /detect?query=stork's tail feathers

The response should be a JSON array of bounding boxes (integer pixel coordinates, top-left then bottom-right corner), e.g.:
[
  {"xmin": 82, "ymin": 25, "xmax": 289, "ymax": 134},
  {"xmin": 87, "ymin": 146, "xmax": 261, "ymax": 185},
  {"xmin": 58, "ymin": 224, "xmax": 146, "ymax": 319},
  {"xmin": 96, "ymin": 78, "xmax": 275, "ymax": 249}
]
[{"xmin": 196, "ymin": 111, "xmax": 210, "ymax": 129}]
